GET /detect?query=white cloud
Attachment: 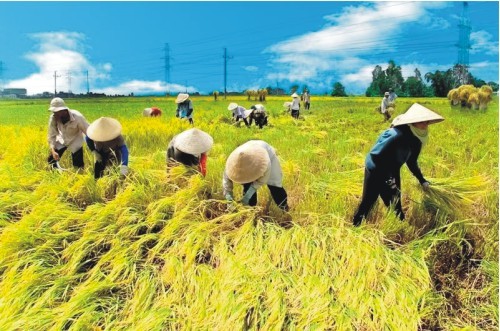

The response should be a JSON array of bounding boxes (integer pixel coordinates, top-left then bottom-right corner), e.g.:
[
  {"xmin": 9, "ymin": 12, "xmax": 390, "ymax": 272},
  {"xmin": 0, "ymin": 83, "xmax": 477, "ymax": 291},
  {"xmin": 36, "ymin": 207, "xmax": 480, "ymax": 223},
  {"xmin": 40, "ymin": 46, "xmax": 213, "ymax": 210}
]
[
  {"xmin": 5, "ymin": 32, "xmax": 111, "ymax": 95},
  {"xmin": 4, "ymin": 31, "xmax": 197, "ymax": 95},
  {"xmin": 265, "ymin": 2, "xmax": 451, "ymax": 92},
  {"xmin": 470, "ymin": 31, "xmax": 499, "ymax": 55},
  {"xmin": 243, "ymin": 66, "xmax": 258, "ymax": 72},
  {"xmin": 95, "ymin": 80, "xmax": 195, "ymax": 96}
]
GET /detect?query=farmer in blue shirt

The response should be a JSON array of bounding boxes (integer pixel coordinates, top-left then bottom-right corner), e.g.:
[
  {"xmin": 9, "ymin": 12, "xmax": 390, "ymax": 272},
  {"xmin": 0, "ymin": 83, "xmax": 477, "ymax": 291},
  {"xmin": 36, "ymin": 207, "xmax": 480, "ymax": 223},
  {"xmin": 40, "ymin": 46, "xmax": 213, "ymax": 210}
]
[
  {"xmin": 175, "ymin": 93, "xmax": 194, "ymax": 125},
  {"xmin": 352, "ymin": 103, "xmax": 444, "ymax": 226}
]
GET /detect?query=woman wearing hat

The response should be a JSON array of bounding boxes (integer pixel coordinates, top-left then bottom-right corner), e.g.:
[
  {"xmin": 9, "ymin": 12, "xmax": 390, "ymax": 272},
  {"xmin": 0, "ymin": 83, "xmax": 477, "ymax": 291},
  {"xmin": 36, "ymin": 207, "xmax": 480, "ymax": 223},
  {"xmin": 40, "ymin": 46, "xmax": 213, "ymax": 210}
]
[
  {"xmin": 175, "ymin": 93, "xmax": 194, "ymax": 125},
  {"xmin": 352, "ymin": 103, "xmax": 444, "ymax": 226},
  {"xmin": 290, "ymin": 93, "xmax": 300, "ymax": 119},
  {"xmin": 167, "ymin": 128, "xmax": 213, "ymax": 176},
  {"xmin": 227, "ymin": 103, "xmax": 250, "ymax": 127},
  {"xmin": 47, "ymin": 97, "xmax": 93, "ymax": 171},
  {"xmin": 381, "ymin": 92, "xmax": 391, "ymax": 121},
  {"xmin": 223, "ymin": 140, "xmax": 289, "ymax": 211},
  {"xmin": 247, "ymin": 104, "xmax": 268, "ymax": 129},
  {"xmin": 86, "ymin": 117, "xmax": 129, "ymax": 179}
]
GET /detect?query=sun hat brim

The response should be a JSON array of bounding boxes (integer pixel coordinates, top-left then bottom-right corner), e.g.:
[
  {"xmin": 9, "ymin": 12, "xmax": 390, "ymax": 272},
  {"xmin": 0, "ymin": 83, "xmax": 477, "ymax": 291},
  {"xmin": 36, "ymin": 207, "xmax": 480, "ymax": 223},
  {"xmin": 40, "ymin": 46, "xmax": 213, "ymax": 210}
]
[
  {"xmin": 391, "ymin": 103, "xmax": 445, "ymax": 127},
  {"xmin": 226, "ymin": 143, "xmax": 270, "ymax": 184},
  {"xmin": 228, "ymin": 103, "xmax": 238, "ymax": 111},
  {"xmin": 174, "ymin": 128, "xmax": 213, "ymax": 155},
  {"xmin": 87, "ymin": 117, "xmax": 122, "ymax": 142},
  {"xmin": 291, "ymin": 93, "xmax": 299, "ymax": 98}
]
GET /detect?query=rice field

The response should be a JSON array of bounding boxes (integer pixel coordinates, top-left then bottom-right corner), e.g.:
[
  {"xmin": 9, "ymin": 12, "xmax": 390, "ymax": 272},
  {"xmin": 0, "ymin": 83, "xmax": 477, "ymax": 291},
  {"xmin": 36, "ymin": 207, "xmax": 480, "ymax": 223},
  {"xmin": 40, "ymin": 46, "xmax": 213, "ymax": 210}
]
[{"xmin": 0, "ymin": 95, "xmax": 498, "ymax": 330}]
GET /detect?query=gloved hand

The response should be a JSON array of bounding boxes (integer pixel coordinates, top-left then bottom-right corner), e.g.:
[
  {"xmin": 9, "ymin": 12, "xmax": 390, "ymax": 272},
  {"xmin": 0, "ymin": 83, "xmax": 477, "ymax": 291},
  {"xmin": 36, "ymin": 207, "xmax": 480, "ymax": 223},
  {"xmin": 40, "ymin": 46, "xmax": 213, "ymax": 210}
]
[
  {"xmin": 224, "ymin": 193, "xmax": 234, "ymax": 201},
  {"xmin": 421, "ymin": 181, "xmax": 430, "ymax": 191},
  {"xmin": 386, "ymin": 177, "xmax": 397, "ymax": 190},
  {"xmin": 120, "ymin": 165, "xmax": 129, "ymax": 177},
  {"xmin": 241, "ymin": 186, "xmax": 257, "ymax": 205},
  {"xmin": 92, "ymin": 150, "xmax": 102, "ymax": 163}
]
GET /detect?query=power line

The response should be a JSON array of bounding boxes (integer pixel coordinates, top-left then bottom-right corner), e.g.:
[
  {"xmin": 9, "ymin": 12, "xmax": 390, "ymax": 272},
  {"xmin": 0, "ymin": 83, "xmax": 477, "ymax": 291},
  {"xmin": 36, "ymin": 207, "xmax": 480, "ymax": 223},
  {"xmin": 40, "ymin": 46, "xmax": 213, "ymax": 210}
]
[{"xmin": 223, "ymin": 47, "xmax": 233, "ymax": 99}]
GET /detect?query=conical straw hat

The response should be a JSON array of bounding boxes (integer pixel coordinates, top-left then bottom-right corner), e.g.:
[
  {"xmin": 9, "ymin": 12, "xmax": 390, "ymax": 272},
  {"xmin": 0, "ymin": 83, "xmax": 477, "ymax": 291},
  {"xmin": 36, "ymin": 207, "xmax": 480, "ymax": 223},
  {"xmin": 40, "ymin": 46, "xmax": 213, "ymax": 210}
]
[
  {"xmin": 226, "ymin": 143, "xmax": 270, "ymax": 184},
  {"xmin": 391, "ymin": 103, "xmax": 444, "ymax": 127},
  {"xmin": 174, "ymin": 128, "xmax": 214, "ymax": 155},
  {"xmin": 228, "ymin": 103, "xmax": 238, "ymax": 111},
  {"xmin": 87, "ymin": 117, "xmax": 122, "ymax": 142},
  {"xmin": 143, "ymin": 108, "xmax": 152, "ymax": 116},
  {"xmin": 175, "ymin": 93, "xmax": 189, "ymax": 103},
  {"xmin": 291, "ymin": 93, "xmax": 299, "ymax": 98}
]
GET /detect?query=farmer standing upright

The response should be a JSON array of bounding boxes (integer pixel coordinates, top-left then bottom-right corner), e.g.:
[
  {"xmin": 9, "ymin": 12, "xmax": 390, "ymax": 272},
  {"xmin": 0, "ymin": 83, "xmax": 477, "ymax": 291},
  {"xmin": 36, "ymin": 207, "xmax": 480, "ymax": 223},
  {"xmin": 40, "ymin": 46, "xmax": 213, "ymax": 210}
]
[
  {"xmin": 380, "ymin": 92, "xmax": 391, "ymax": 122},
  {"xmin": 302, "ymin": 90, "xmax": 311, "ymax": 110},
  {"xmin": 223, "ymin": 140, "xmax": 289, "ymax": 211},
  {"xmin": 47, "ymin": 97, "xmax": 93, "ymax": 171},
  {"xmin": 175, "ymin": 93, "xmax": 194, "ymax": 125},
  {"xmin": 352, "ymin": 103, "xmax": 444, "ymax": 226},
  {"xmin": 290, "ymin": 93, "xmax": 300, "ymax": 119}
]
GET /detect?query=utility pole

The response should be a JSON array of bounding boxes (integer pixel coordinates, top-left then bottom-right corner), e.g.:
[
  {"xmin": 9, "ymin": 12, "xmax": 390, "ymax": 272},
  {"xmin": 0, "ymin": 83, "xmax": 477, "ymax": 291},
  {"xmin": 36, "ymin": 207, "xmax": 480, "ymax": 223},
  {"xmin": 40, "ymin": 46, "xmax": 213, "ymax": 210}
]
[
  {"xmin": 163, "ymin": 43, "xmax": 171, "ymax": 95},
  {"xmin": 66, "ymin": 71, "xmax": 72, "ymax": 94},
  {"xmin": 223, "ymin": 47, "xmax": 233, "ymax": 99},
  {"xmin": 53, "ymin": 71, "xmax": 61, "ymax": 96},
  {"xmin": 456, "ymin": 2, "xmax": 472, "ymax": 85},
  {"xmin": 86, "ymin": 70, "xmax": 90, "ymax": 94}
]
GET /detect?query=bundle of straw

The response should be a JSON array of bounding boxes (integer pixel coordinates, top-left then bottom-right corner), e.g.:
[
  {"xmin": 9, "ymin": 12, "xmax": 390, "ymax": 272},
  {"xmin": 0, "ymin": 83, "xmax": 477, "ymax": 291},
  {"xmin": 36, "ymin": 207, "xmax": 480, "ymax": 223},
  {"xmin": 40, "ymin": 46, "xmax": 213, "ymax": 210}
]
[{"xmin": 421, "ymin": 175, "xmax": 490, "ymax": 217}]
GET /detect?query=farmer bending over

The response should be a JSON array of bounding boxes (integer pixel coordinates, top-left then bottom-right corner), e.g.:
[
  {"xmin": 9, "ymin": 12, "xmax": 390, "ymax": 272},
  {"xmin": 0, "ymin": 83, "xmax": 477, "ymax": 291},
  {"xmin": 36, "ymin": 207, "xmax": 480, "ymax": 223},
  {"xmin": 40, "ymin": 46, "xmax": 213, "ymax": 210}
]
[
  {"xmin": 167, "ymin": 128, "xmax": 213, "ymax": 176},
  {"xmin": 86, "ymin": 117, "xmax": 129, "ymax": 179},
  {"xmin": 352, "ymin": 103, "xmax": 444, "ymax": 226},
  {"xmin": 223, "ymin": 140, "xmax": 289, "ymax": 211},
  {"xmin": 47, "ymin": 97, "xmax": 93, "ymax": 171},
  {"xmin": 247, "ymin": 104, "xmax": 268, "ymax": 129},
  {"xmin": 227, "ymin": 103, "xmax": 250, "ymax": 127}
]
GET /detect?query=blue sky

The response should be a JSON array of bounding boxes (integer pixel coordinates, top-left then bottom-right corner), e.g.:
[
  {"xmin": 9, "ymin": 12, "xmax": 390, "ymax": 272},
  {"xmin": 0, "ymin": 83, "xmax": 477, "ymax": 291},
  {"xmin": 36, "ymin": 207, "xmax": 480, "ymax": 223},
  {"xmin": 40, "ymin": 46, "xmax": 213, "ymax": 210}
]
[{"xmin": 0, "ymin": 1, "xmax": 498, "ymax": 95}]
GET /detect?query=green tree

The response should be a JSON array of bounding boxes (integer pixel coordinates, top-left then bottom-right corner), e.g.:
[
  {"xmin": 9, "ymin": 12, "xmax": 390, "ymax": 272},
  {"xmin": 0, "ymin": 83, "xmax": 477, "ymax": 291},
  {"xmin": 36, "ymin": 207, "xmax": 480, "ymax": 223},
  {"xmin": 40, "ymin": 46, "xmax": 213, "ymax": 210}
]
[
  {"xmin": 290, "ymin": 85, "xmax": 299, "ymax": 94},
  {"xmin": 402, "ymin": 68, "xmax": 427, "ymax": 97},
  {"xmin": 365, "ymin": 60, "xmax": 404, "ymax": 96},
  {"xmin": 331, "ymin": 82, "xmax": 347, "ymax": 97},
  {"xmin": 425, "ymin": 69, "xmax": 457, "ymax": 97},
  {"xmin": 487, "ymin": 81, "xmax": 499, "ymax": 92}
]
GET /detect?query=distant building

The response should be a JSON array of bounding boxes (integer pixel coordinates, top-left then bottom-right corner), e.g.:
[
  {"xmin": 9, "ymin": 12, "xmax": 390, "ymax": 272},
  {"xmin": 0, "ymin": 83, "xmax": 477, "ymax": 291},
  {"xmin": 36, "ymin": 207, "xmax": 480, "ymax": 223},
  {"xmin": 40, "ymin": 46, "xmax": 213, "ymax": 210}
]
[{"xmin": 1, "ymin": 88, "xmax": 27, "ymax": 98}]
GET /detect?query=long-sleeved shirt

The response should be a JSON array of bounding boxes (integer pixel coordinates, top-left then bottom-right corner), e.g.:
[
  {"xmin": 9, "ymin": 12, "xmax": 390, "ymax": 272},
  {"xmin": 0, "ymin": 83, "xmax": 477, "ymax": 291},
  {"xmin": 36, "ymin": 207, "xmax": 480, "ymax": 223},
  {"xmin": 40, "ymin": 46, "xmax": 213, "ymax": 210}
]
[
  {"xmin": 223, "ymin": 140, "xmax": 283, "ymax": 196},
  {"xmin": 381, "ymin": 97, "xmax": 390, "ymax": 113},
  {"xmin": 291, "ymin": 98, "xmax": 300, "ymax": 110},
  {"xmin": 93, "ymin": 135, "xmax": 129, "ymax": 166},
  {"xmin": 232, "ymin": 106, "xmax": 247, "ymax": 118},
  {"xmin": 365, "ymin": 125, "xmax": 426, "ymax": 184},
  {"xmin": 47, "ymin": 109, "xmax": 89, "ymax": 152},
  {"xmin": 388, "ymin": 92, "xmax": 397, "ymax": 102},
  {"xmin": 176, "ymin": 100, "xmax": 193, "ymax": 119},
  {"xmin": 302, "ymin": 93, "xmax": 310, "ymax": 102}
]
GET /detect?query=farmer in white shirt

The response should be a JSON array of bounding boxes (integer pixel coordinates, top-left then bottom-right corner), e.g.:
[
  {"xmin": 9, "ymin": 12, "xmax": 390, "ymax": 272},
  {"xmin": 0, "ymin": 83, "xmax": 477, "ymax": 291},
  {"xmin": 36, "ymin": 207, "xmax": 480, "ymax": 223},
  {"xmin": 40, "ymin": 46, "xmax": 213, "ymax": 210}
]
[
  {"xmin": 47, "ymin": 97, "xmax": 92, "ymax": 170},
  {"xmin": 302, "ymin": 90, "xmax": 311, "ymax": 110},
  {"xmin": 290, "ymin": 93, "xmax": 300, "ymax": 119},
  {"xmin": 227, "ymin": 103, "xmax": 250, "ymax": 127},
  {"xmin": 381, "ymin": 92, "xmax": 391, "ymax": 122},
  {"xmin": 223, "ymin": 140, "xmax": 289, "ymax": 211}
]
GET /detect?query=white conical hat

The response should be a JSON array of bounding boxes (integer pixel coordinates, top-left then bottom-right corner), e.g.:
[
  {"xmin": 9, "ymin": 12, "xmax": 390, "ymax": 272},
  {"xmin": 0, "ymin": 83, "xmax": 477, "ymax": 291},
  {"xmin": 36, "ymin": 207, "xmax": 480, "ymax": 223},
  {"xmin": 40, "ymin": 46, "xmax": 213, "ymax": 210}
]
[
  {"xmin": 283, "ymin": 102, "xmax": 292, "ymax": 107},
  {"xmin": 175, "ymin": 93, "xmax": 189, "ymax": 103},
  {"xmin": 228, "ymin": 103, "xmax": 238, "ymax": 111},
  {"xmin": 291, "ymin": 93, "xmax": 299, "ymax": 98},
  {"xmin": 143, "ymin": 108, "xmax": 153, "ymax": 117},
  {"xmin": 391, "ymin": 103, "xmax": 445, "ymax": 127},
  {"xmin": 225, "ymin": 143, "xmax": 270, "ymax": 184},
  {"xmin": 87, "ymin": 117, "xmax": 122, "ymax": 142},
  {"xmin": 174, "ymin": 128, "xmax": 214, "ymax": 155}
]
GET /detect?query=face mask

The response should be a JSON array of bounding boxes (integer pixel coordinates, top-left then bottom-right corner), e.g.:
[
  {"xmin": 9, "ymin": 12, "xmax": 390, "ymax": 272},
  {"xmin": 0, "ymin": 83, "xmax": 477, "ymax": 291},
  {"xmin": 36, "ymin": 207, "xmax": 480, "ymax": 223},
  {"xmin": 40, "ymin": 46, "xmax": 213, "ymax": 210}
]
[{"xmin": 409, "ymin": 124, "xmax": 429, "ymax": 146}]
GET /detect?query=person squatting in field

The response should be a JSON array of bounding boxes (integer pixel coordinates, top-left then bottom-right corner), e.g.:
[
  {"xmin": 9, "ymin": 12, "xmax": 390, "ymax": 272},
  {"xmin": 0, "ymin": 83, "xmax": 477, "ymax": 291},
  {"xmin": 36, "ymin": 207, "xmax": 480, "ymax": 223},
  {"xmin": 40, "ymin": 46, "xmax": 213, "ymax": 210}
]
[
  {"xmin": 352, "ymin": 103, "xmax": 445, "ymax": 226},
  {"xmin": 175, "ymin": 93, "xmax": 194, "ymax": 125},
  {"xmin": 143, "ymin": 107, "xmax": 162, "ymax": 117},
  {"xmin": 227, "ymin": 103, "xmax": 250, "ymax": 127},
  {"xmin": 223, "ymin": 140, "xmax": 289, "ymax": 211},
  {"xmin": 290, "ymin": 93, "xmax": 300, "ymax": 119},
  {"xmin": 167, "ymin": 128, "xmax": 214, "ymax": 177},
  {"xmin": 246, "ymin": 104, "xmax": 268, "ymax": 129},
  {"xmin": 380, "ymin": 92, "xmax": 392, "ymax": 122},
  {"xmin": 47, "ymin": 97, "xmax": 94, "ymax": 171},
  {"xmin": 86, "ymin": 117, "xmax": 130, "ymax": 179}
]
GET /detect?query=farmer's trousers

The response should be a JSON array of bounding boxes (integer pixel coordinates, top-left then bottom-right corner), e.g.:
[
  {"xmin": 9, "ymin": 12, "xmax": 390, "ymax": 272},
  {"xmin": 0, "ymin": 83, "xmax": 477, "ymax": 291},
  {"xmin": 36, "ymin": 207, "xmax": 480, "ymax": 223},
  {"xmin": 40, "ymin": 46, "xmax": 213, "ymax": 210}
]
[
  {"xmin": 352, "ymin": 168, "xmax": 404, "ymax": 226},
  {"xmin": 48, "ymin": 147, "xmax": 84, "ymax": 169},
  {"xmin": 243, "ymin": 183, "xmax": 289, "ymax": 211}
]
